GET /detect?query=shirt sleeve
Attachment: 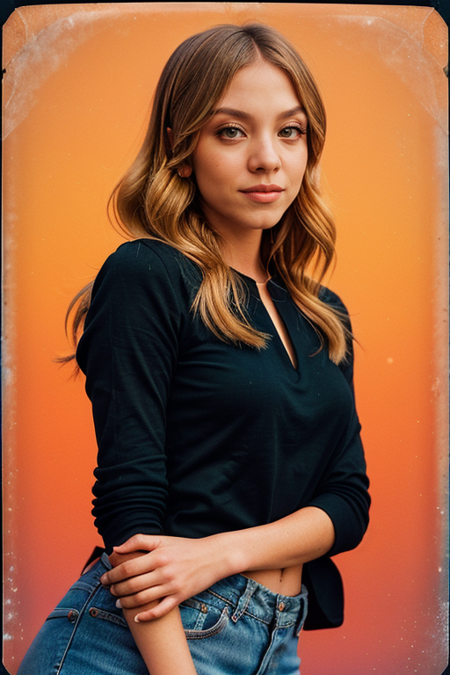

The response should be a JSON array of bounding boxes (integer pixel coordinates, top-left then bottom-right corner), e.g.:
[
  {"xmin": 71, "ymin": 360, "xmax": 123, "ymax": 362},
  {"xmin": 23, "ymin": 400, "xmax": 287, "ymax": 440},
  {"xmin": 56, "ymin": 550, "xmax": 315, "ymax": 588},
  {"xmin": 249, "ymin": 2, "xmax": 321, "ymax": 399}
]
[
  {"xmin": 76, "ymin": 241, "xmax": 182, "ymax": 553},
  {"xmin": 307, "ymin": 288, "xmax": 371, "ymax": 556}
]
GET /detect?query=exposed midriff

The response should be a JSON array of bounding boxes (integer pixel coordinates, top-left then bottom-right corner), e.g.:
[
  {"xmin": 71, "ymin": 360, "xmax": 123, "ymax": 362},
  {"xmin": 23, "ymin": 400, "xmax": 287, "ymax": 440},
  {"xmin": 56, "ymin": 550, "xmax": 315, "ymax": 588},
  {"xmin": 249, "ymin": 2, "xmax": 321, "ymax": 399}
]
[{"xmin": 243, "ymin": 564, "xmax": 303, "ymax": 596}]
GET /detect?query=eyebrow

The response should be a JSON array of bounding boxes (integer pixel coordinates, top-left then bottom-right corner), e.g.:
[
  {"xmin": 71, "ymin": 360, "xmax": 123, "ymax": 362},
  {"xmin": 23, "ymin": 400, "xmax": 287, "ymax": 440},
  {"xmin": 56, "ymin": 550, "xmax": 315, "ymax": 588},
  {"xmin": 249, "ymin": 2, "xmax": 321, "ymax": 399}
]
[{"xmin": 212, "ymin": 106, "xmax": 306, "ymax": 120}]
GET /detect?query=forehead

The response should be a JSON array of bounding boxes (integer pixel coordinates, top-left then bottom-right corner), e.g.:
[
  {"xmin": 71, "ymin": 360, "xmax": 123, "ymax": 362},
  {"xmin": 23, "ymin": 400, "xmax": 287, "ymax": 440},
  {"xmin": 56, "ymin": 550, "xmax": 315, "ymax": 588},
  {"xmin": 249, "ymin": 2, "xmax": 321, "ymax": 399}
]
[{"xmin": 216, "ymin": 60, "xmax": 301, "ymax": 109}]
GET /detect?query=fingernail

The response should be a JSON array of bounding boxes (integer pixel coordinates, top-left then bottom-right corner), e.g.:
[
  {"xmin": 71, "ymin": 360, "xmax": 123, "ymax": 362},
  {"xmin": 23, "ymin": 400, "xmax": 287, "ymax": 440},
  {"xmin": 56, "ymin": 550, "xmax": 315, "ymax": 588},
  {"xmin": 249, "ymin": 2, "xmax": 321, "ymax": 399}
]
[
  {"xmin": 115, "ymin": 599, "xmax": 122, "ymax": 609},
  {"xmin": 134, "ymin": 615, "xmax": 140, "ymax": 623}
]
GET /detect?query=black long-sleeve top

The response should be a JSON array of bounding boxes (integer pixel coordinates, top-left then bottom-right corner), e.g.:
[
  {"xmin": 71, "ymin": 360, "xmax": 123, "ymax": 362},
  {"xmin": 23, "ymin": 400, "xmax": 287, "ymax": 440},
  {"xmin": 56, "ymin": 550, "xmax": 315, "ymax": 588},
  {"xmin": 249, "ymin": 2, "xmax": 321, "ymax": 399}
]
[{"xmin": 76, "ymin": 238, "xmax": 370, "ymax": 630}]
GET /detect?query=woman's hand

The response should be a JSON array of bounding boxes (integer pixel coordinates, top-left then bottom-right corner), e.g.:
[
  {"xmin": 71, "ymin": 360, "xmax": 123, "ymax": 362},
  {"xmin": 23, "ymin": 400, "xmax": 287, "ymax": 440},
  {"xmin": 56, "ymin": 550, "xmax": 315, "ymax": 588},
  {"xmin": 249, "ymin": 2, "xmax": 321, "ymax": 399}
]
[
  {"xmin": 100, "ymin": 533, "xmax": 237, "ymax": 622},
  {"xmin": 100, "ymin": 507, "xmax": 335, "ymax": 622}
]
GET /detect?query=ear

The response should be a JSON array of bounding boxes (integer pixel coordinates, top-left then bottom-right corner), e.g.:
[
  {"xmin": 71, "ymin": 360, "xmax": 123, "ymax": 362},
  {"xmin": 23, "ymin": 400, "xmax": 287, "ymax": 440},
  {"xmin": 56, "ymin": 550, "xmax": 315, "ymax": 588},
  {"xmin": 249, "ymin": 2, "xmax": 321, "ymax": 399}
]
[{"xmin": 177, "ymin": 165, "xmax": 193, "ymax": 178}]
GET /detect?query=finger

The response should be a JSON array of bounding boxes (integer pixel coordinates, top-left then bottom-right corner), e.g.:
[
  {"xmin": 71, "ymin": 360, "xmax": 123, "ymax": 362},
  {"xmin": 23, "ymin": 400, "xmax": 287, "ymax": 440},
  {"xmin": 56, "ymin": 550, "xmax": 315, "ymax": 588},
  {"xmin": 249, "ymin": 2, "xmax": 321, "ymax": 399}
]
[
  {"xmin": 102, "ymin": 551, "xmax": 144, "ymax": 585},
  {"xmin": 110, "ymin": 571, "xmax": 160, "ymax": 597},
  {"xmin": 102, "ymin": 554, "xmax": 158, "ymax": 586},
  {"xmin": 108, "ymin": 551, "xmax": 127, "ymax": 568},
  {"xmin": 117, "ymin": 584, "xmax": 171, "ymax": 609},
  {"xmin": 113, "ymin": 533, "xmax": 159, "ymax": 554},
  {"xmin": 135, "ymin": 596, "xmax": 178, "ymax": 622},
  {"xmin": 108, "ymin": 550, "xmax": 147, "ymax": 572}
]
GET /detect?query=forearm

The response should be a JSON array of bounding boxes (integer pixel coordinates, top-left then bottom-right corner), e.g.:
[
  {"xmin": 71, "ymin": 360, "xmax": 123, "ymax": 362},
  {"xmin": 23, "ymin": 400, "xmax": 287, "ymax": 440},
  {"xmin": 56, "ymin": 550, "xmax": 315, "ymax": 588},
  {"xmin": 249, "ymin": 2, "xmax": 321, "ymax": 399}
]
[
  {"xmin": 124, "ymin": 603, "xmax": 197, "ymax": 675},
  {"xmin": 102, "ymin": 508, "xmax": 335, "ymax": 623},
  {"xmin": 113, "ymin": 552, "xmax": 197, "ymax": 675},
  {"xmin": 219, "ymin": 506, "xmax": 335, "ymax": 575}
]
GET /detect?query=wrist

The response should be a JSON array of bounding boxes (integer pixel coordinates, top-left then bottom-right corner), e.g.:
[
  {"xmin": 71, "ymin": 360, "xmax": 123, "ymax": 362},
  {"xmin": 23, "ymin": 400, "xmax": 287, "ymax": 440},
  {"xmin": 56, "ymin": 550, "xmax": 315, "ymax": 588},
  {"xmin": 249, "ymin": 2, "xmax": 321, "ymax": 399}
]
[{"xmin": 209, "ymin": 530, "xmax": 251, "ymax": 578}]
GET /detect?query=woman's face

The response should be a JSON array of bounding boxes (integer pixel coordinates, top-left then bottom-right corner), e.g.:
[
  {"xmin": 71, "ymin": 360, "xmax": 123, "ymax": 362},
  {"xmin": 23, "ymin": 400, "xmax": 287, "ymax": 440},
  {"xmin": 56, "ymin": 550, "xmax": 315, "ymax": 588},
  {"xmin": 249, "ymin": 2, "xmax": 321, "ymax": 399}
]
[{"xmin": 189, "ymin": 58, "xmax": 308, "ymax": 240}]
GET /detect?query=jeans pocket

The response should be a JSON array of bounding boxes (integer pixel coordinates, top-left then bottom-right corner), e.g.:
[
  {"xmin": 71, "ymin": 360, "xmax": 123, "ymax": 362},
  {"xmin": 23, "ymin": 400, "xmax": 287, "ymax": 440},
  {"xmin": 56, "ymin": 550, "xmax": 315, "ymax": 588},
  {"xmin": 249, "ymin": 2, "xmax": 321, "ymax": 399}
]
[
  {"xmin": 86, "ymin": 605, "xmax": 128, "ymax": 628},
  {"xmin": 47, "ymin": 607, "xmax": 80, "ymax": 623},
  {"xmin": 46, "ymin": 581, "xmax": 93, "ymax": 623},
  {"xmin": 180, "ymin": 596, "xmax": 229, "ymax": 640}
]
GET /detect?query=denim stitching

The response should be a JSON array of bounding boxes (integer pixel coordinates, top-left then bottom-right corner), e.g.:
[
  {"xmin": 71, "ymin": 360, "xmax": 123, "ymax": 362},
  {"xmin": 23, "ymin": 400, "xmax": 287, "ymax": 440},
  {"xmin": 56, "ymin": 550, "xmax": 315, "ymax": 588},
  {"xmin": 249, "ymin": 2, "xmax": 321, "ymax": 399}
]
[
  {"xmin": 231, "ymin": 580, "xmax": 256, "ymax": 623},
  {"xmin": 207, "ymin": 589, "xmax": 236, "ymax": 609},
  {"xmin": 206, "ymin": 588, "xmax": 299, "ymax": 628},
  {"xmin": 46, "ymin": 608, "xmax": 79, "ymax": 621},
  {"xmin": 88, "ymin": 606, "xmax": 128, "ymax": 628},
  {"xmin": 234, "ymin": 609, "xmax": 270, "ymax": 626},
  {"xmin": 295, "ymin": 596, "xmax": 308, "ymax": 636},
  {"xmin": 180, "ymin": 599, "xmax": 208, "ymax": 630},
  {"xmin": 71, "ymin": 581, "xmax": 96, "ymax": 592},
  {"xmin": 55, "ymin": 581, "xmax": 103, "ymax": 674},
  {"xmin": 184, "ymin": 606, "xmax": 229, "ymax": 641}
]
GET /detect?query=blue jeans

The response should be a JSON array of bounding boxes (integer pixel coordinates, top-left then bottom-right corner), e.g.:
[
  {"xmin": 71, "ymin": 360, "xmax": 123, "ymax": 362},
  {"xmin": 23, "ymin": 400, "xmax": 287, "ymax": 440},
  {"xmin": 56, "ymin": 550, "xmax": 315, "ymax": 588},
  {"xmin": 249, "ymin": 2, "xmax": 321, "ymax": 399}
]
[{"xmin": 18, "ymin": 553, "xmax": 308, "ymax": 675}]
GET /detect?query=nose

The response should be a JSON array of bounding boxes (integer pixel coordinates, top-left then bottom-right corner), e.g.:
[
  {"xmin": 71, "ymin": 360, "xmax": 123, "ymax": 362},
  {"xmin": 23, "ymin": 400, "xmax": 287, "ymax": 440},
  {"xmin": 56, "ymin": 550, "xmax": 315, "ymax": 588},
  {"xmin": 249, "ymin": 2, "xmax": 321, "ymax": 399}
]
[{"xmin": 247, "ymin": 135, "xmax": 281, "ymax": 173}]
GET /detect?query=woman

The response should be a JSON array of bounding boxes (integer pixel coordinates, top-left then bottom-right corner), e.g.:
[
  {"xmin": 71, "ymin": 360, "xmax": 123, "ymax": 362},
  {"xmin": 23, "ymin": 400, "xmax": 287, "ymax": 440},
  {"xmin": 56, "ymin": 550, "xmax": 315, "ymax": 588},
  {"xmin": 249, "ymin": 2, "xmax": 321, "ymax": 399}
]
[{"xmin": 18, "ymin": 22, "xmax": 370, "ymax": 675}]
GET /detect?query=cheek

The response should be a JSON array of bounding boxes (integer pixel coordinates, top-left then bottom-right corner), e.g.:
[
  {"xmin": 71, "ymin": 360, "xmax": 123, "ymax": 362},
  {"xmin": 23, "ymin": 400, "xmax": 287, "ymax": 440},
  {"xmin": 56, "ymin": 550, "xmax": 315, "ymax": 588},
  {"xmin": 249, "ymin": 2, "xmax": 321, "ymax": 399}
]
[
  {"xmin": 196, "ymin": 158, "xmax": 235, "ymax": 196},
  {"xmin": 293, "ymin": 156, "xmax": 308, "ymax": 187},
  {"xmin": 195, "ymin": 152, "xmax": 222, "ymax": 184}
]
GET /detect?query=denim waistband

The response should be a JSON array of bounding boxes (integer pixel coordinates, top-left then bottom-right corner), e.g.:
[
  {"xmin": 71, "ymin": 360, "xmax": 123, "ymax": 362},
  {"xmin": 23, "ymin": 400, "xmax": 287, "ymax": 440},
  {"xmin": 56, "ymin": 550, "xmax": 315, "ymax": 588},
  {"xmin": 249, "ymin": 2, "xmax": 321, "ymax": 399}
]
[
  {"xmin": 205, "ymin": 571, "xmax": 307, "ymax": 632},
  {"xmin": 99, "ymin": 552, "xmax": 308, "ymax": 634}
]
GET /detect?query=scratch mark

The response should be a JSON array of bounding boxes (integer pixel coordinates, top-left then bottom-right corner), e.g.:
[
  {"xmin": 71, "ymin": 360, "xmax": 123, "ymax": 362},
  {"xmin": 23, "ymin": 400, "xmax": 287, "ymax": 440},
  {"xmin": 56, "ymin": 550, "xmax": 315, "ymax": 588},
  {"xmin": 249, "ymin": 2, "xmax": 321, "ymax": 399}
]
[
  {"xmin": 329, "ymin": 12, "xmax": 447, "ymax": 133},
  {"xmin": 3, "ymin": 8, "xmax": 122, "ymax": 139}
]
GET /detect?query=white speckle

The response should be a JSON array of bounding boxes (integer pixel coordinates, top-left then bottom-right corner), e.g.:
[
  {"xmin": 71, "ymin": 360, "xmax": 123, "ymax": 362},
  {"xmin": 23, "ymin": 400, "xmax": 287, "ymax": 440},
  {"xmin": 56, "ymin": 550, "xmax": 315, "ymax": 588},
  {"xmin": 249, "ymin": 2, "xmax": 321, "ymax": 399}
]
[{"xmin": 3, "ymin": 634, "xmax": 13, "ymax": 641}]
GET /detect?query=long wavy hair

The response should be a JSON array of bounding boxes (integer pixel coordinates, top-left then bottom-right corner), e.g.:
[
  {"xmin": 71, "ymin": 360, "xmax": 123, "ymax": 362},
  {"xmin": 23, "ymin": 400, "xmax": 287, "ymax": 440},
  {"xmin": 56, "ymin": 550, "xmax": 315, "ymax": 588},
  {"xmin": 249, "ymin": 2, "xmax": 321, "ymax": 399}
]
[{"xmin": 65, "ymin": 22, "xmax": 349, "ymax": 364}]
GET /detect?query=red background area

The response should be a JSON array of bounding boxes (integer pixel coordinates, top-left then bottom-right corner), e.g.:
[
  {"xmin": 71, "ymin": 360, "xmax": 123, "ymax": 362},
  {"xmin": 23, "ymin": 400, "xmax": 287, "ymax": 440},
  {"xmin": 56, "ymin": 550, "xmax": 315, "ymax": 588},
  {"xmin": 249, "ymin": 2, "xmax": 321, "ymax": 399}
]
[{"xmin": 3, "ymin": 4, "xmax": 448, "ymax": 673}]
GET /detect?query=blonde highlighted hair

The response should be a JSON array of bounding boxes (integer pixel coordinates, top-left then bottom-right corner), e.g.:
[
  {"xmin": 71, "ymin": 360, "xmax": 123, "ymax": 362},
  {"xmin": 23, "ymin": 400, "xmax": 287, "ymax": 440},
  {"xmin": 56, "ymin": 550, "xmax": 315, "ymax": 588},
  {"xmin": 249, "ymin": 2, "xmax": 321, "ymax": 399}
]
[{"xmin": 66, "ymin": 23, "xmax": 349, "ymax": 364}]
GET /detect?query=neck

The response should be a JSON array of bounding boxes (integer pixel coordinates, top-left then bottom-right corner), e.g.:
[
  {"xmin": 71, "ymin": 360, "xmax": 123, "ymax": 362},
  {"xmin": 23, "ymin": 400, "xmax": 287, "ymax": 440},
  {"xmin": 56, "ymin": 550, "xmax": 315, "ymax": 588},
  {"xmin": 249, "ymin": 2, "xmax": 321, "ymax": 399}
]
[{"xmin": 217, "ymin": 229, "xmax": 268, "ymax": 283}]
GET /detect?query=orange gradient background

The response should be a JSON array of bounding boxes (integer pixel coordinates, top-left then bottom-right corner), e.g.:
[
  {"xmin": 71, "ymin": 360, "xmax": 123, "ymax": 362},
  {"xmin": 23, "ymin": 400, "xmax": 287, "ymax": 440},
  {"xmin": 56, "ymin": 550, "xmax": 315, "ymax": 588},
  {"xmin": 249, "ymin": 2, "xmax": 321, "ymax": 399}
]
[{"xmin": 2, "ymin": 4, "xmax": 448, "ymax": 674}]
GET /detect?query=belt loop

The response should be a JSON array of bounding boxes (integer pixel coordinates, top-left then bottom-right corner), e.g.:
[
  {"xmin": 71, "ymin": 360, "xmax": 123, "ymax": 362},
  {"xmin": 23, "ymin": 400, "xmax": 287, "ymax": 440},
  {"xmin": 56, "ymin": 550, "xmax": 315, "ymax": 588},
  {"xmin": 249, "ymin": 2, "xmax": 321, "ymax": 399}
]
[
  {"xmin": 295, "ymin": 594, "xmax": 308, "ymax": 636},
  {"xmin": 231, "ymin": 578, "xmax": 257, "ymax": 623},
  {"xmin": 101, "ymin": 552, "xmax": 112, "ymax": 570}
]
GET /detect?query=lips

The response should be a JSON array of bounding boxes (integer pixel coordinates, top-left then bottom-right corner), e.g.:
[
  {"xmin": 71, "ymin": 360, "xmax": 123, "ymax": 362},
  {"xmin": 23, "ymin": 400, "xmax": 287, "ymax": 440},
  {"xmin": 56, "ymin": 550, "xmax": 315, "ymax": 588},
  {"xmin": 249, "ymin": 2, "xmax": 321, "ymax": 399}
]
[
  {"xmin": 239, "ymin": 184, "xmax": 285, "ymax": 203},
  {"xmin": 240, "ymin": 184, "xmax": 284, "ymax": 193}
]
